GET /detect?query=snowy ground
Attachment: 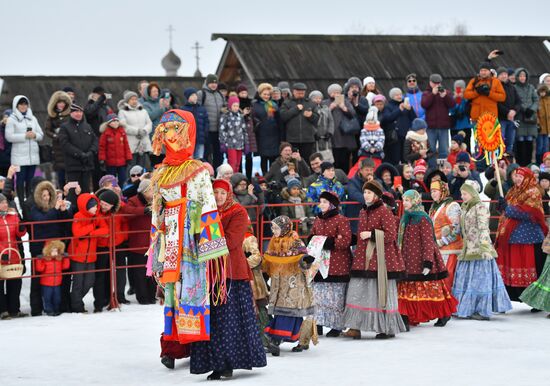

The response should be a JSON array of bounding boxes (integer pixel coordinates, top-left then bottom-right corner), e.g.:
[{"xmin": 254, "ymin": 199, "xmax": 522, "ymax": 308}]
[{"xmin": 1, "ymin": 289, "xmax": 549, "ymax": 386}]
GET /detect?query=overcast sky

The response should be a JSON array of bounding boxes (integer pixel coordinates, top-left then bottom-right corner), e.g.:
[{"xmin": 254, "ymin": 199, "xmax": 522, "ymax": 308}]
[{"xmin": 1, "ymin": 0, "xmax": 548, "ymax": 77}]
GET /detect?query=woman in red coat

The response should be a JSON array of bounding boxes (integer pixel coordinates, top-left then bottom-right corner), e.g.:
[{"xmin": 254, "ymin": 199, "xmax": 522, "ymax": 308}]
[
  {"xmin": 98, "ymin": 114, "xmax": 133, "ymax": 186},
  {"xmin": 310, "ymin": 191, "xmax": 352, "ymax": 337},
  {"xmin": 343, "ymin": 181, "xmax": 407, "ymax": 340},
  {"xmin": 190, "ymin": 179, "xmax": 266, "ymax": 380},
  {"xmin": 0, "ymin": 193, "xmax": 27, "ymax": 319},
  {"xmin": 398, "ymin": 189, "xmax": 457, "ymax": 329}
]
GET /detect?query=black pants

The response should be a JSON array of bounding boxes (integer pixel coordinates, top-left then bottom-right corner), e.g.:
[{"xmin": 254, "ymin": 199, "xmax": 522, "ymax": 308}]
[
  {"xmin": 332, "ymin": 147, "xmax": 352, "ymax": 172},
  {"xmin": 0, "ymin": 279, "xmax": 22, "ymax": 315},
  {"xmin": 384, "ymin": 141, "xmax": 401, "ymax": 166},
  {"xmin": 206, "ymin": 133, "xmax": 224, "ymax": 170},
  {"xmin": 291, "ymin": 142, "xmax": 315, "ymax": 164},
  {"xmin": 59, "ymin": 273, "xmax": 72, "ymax": 313},
  {"xmin": 30, "ymin": 276, "xmax": 43, "ymax": 316},
  {"xmin": 128, "ymin": 252, "xmax": 156, "ymax": 304},
  {"xmin": 260, "ymin": 156, "xmax": 277, "ymax": 175},
  {"xmin": 93, "ymin": 247, "xmax": 111, "ymax": 310},
  {"xmin": 515, "ymin": 140, "xmax": 534, "ymax": 167},
  {"xmin": 244, "ymin": 153, "xmax": 254, "ymax": 181},
  {"xmin": 115, "ymin": 245, "xmax": 128, "ymax": 301},
  {"xmin": 66, "ymin": 171, "xmax": 92, "ymax": 193}
]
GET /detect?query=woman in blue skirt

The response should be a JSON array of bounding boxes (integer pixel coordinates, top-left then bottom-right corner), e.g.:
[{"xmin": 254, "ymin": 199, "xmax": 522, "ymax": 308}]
[
  {"xmin": 452, "ymin": 181, "xmax": 512, "ymax": 319},
  {"xmin": 190, "ymin": 179, "xmax": 267, "ymax": 380}
]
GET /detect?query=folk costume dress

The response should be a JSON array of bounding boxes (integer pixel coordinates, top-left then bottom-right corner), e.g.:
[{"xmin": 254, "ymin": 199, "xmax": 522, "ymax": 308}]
[
  {"xmin": 428, "ymin": 180, "xmax": 463, "ymax": 290},
  {"xmin": 343, "ymin": 196, "xmax": 408, "ymax": 336},
  {"xmin": 496, "ymin": 167, "xmax": 548, "ymax": 301},
  {"xmin": 263, "ymin": 216, "xmax": 316, "ymax": 344},
  {"xmin": 520, "ymin": 231, "xmax": 550, "ymax": 312},
  {"xmin": 310, "ymin": 192, "xmax": 353, "ymax": 333},
  {"xmin": 190, "ymin": 179, "xmax": 266, "ymax": 375},
  {"xmin": 146, "ymin": 110, "xmax": 229, "ymax": 361},
  {"xmin": 398, "ymin": 190, "xmax": 458, "ymax": 325},
  {"xmin": 452, "ymin": 183, "xmax": 512, "ymax": 318}
]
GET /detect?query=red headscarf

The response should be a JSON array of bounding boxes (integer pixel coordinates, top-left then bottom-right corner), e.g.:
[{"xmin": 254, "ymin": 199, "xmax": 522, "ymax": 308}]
[
  {"xmin": 151, "ymin": 109, "xmax": 196, "ymax": 166},
  {"xmin": 212, "ymin": 179, "xmax": 236, "ymax": 215}
]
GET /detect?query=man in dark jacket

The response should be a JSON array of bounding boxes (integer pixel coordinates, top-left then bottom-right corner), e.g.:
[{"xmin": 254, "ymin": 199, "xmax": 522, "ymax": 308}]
[
  {"xmin": 58, "ymin": 104, "xmax": 98, "ymax": 192},
  {"xmin": 303, "ymin": 152, "xmax": 348, "ymax": 188},
  {"xmin": 345, "ymin": 158, "xmax": 375, "ymax": 233},
  {"xmin": 197, "ymin": 74, "xmax": 225, "ymax": 169},
  {"xmin": 421, "ymin": 74, "xmax": 456, "ymax": 167},
  {"xmin": 181, "ymin": 87, "xmax": 209, "ymax": 159},
  {"xmin": 448, "ymin": 152, "xmax": 483, "ymax": 200},
  {"xmin": 280, "ymin": 83, "xmax": 320, "ymax": 161},
  {"xmin": 265, "ymin": 142, "xmax": 311, "ymax": 187},
  {"xmin": 496, "ymin": 67, "xmax": 522, "ymax": 154}
]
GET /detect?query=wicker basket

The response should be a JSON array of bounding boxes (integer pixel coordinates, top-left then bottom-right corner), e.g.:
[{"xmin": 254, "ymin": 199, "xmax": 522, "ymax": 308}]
[{"xmin": 0, "ymin": 248, "xmax": 24, "ymax": 279}]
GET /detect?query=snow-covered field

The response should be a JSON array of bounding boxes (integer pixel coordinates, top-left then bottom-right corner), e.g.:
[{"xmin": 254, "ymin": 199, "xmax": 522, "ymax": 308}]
[{"xmin": 1, "ymin": 291, "xmax": 548, "ymax": 386}]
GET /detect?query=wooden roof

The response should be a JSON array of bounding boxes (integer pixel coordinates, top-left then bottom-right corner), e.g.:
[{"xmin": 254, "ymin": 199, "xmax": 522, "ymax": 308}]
[
  {"xmin": 212, "ymin": 34, "xmax": 550, "ymax": 94},
  {"xmin": 0, "ymin": 75, "xmax": 204, "ymax": 126}
]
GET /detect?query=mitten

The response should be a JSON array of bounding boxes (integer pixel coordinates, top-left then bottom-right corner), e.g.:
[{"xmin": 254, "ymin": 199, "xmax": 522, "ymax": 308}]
[
  {"xmin": 323, "ymin": 237, "xmax": 335, "ymax": 250},
  {"xmin": 303, "ymin": 254, "xmax": 315, "ymax": 264},
  {"xmin": 422, "ymin": 267, "xmax": 430, "ymax": 276}
]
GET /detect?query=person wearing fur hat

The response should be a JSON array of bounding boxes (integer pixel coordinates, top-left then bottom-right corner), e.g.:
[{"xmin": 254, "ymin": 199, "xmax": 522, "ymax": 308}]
[
  {"xmin": 181, "ymin": 87, "xmax": 209, "ymax": 160},
  {"xmin": 323, "ymin": 83, "xmax": 357, "ymax": 171},
  {"xmin": 219, "ymin": 96, "xmax": 248, "ymax": 173},
  {"xmin": 429, "ymin": 180, "xmax": 463, "ymax": 291},
  {"xmin": 58, "ymin": 103, "xmax": 98, "ymax": 193},
  {"xmin": 452, "ymin": 182, "xmax": 512, "ymax": 319},
  {"xmin": 68, "ymin": 194, "xmax": 108, "ymax": 313},
  {"xmin": 5, "ymin": 95, "xmax": 44, "ymax": 203},
  {"xmin": 386, "ymin": 87, "xmax": 417, "ymax": 163},
  {"xmin": 496, "ymin": 167, "xmax": 548, "ymax": 302},
  {"xmin": 404, "ymin": 118, "xmax": 432, "ymax": 164},
  {"xmin": 118, "ymin": 90, "xmax": 153, "ymax": 170},
  {"xmin": 404, "ymin": 73, "xmax": 426, "ymax": 121},
  {"xmin": 464, "ymin": 62, "xmax": 506, "ymax": 124},
  {"xmin": 190, "ymin": 179, "xmax": 266, "ymax": 379},
  {"xmin": 421, "ymin": 74, "xmax": 456, "ymax": 167},
  {"xmin": 0, "ymin": 193, "xmax": 28, "ymax": 319},
  {"xmin": 27, "ymin": 180, "xmax": 71, "ymax": 316},
  {"xmin": 44, "ymin": 90, "xmax": 72, "ymax": 187},
  {"xmin": 99, "ymin": 114, "xmax": 133, "ymax": 185},
  {"xmin": 343, "ymin": 180, "xmax": 407, "ymax": 339},
  {"xmin": 310, "ymin": 191, "xmax": 352, "ymax": 338},
  {"xmin": 263, "ymin": 215, "xmax": 316, "ymax": 353},
  {"xmin": 280, "ymin": 178, "xmax": 313, "ymax": 235},
  {"xmin": 343, "ymin": 76, "xmax": 369, "ymax": 136},
  {"xmin": 306, "ymin": 161, "xmax": 345, "ymax": 215},
  {"xmin": 35, "ymin": 240, "xmax": 70, "ymax": 316},
  {"xmin": 358, "ymin": 106, "xmax": 385, "ymax": 166},
  {"xmin": 397, "ymin": 190, "xmax": 458, "ymax": 329}
]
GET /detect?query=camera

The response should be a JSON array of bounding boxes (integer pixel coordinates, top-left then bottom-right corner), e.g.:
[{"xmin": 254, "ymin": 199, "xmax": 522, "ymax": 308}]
[
  {"xmin": 437, "ymin": 85, "xmax": 445, "ymax": 93},
  {"xmin": 26, "ymin": 127, "xmax": 32, "ymax": 132},
  {"xmin": 352, "ymin": 91, "xmax": 359, "ymax": 97},
  {"xmin": 292, "ymin": 147, "xmax": 299, "ymax": 153},
  {"xmin": 458, "ymin": 165, "xmax": 467, "ymax": 172}
]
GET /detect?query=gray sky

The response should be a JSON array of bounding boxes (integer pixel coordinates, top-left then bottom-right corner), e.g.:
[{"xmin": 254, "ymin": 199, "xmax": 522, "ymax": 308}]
[{"xmin": 1, "ymin": 0, "xmax": 548, "ymax": 77}]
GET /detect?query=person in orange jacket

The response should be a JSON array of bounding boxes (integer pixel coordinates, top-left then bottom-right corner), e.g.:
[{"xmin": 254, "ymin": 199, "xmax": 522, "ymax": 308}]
[
  {"xmin": 35, "ymin": 240, "xmax": 70, "ymax": 316},
  {"xmin": 68, "ymin": 193, "xmax": 108, "ymax": 313},
  {"xmin": 464, "ymin": 62, "xmax": 506, "ymax": 123}
]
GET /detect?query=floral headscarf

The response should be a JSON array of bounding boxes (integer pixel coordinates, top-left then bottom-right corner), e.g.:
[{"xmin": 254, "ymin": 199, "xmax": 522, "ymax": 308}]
[
  {"xmin": 428, "ymin": 180, "xmax": 452, "ymax": 217},
  {"xmin": 506, "ymin": 167, "xmax": 543, "ymax": 210},
  {"xmin": 212, "ymin": 179, "xmax": 236, "ymax": 215},
  {"xmin": 271, "ymin": 215, "xmax": 292, "ymax": 237},
  {"xmin": 398, "ymin": 189, "xmax": 434, "ymax": 248}
]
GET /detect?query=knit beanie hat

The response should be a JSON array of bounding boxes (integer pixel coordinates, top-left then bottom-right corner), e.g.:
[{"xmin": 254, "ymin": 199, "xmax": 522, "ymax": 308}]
[
  {"xmin": 320, "ymin": 190, "xmax": 340, "ymax": 208},
  {"xmin": 137, "ymin": 179, "xmax": 151, "ymax": 194},
  {"xmin": 321, "ymin": 161, "xmax": 334, "ymax": 174},
  {"xmin": 123, "ymin": 90, "xmax": 138, "ymax": 103},
  {"xmin": 86, "ymin": 198, "xmax": 97, "ymax": 210},
  {"xmin": 539, "ymin": 172, "xmax": 550, "ymax": 182},
  {"xmin": 413, "ymin": 160, "xmax": 427, "ymax": 176},
  {"xmin": 372, "ymin": 95, "xmax": 386, "ymax": 104},
  {"xmin": 388, "ymin": 87, "xmax": 402, "ymax": 100},
  {"xmin": 451, "ymin": 132, "xmax": 465, "ymax": 145},
  {"xmin": 454, "ymin": 80, "xmax": 466, "ymax": 89},
  {"xmin": 411, "ymin": 118, "xmax": 428, "ymax": 131},
  {"xmin": 70, "ymin": 103, "xmax": 84, "ymax": 112},
  {"xmin": 496, "ymin": 67, "xmax": 509, "ymax": 76},
  {"xmin": 129, "ymin": 165, "xmax": 144, "ymax": 177},
  {"xmin": 479, "ymin": 62, "xmax": 492, "ymax": 71},
  {"xmin": 362, "ymin": 180, "xmax": 383, "ymax": 197},
  {"xmin": 106, "ymin": 113, "xmax": 118, "ymax": 124},
  {"xmin": 227, "ymin": 96, "xmax": 240, "ymax": 108},
  {"xmin": 205, "ymin": 74, "xmax": 218, "ymax": 84},
  {"xmin": 309, "ymin": 90, "xmax": 323, "ymax": 100},
  {"xmin": 218, "ymin": 82, "xmax": 228, "ymax": 91},
  {"xmin": 363, "ymin": 76, "xmax": 375, "ymax": 86},
  {"xmin": 236, "ymin": 84, "xmax": 248, "ymax": 94},
  {"xmin": 327, "ymin": 84, "xmax": 342, "ymax": 95},
  {"xmin": 287, "ymin": 178, "xmax": 302, "ymax": 190},
  {"xmin": 456, "ymin": 152, "xmax": 471, "ymax": 164},
  {"xmin": 99, "ymin": 174, "xmax": 119, "ymax": 188},
  {"xmin": 543, "ymin": 152, "xmax": 550, "ymax": 162},
  {"xmin": 365, "ymin": 106, "xmax": 379, "ymax": 123},
  {"xmin": 183, "ymin": 87, "xmax": 198, "ymax": 100},
  {"xmin": 98, "ymin": 189, "xmax": 118, "ymax": 207}
]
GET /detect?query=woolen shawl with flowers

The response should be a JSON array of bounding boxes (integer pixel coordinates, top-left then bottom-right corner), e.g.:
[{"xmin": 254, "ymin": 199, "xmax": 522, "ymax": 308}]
[
  {"xmin": 428, "ymin": 180, "xmax": 453, "ymax": 217},
  {"xmin": 398, "ymin": 189, "xmax": 436, "ymax": 248}
]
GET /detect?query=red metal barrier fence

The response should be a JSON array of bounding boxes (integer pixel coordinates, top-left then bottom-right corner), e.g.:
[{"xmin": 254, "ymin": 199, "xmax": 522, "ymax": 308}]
[{"xmin": 3, "ymin": 199, "xmax": 541, "ymax": 309}]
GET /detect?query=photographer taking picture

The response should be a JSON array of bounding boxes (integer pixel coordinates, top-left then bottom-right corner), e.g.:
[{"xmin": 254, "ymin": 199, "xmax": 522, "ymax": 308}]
[{"xmin": 448, "ymin": 151, "xmax": 483, "ymax": 200}]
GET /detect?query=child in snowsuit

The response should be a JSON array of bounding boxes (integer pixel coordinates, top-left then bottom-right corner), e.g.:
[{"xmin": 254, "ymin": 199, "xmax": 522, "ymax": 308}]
[{"xmin": 35, "ymin": 240, "xmax": 70, "ymax": 316}]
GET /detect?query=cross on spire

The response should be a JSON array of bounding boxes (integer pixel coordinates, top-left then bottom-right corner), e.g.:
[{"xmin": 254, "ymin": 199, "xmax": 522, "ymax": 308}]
[
  {"xmin": 192, "ymin": 41, "xmax": 203, "ymax": 77},
  {"xmin": 166, "ymin": 25, "xmax": 175, "ymax": 49}
]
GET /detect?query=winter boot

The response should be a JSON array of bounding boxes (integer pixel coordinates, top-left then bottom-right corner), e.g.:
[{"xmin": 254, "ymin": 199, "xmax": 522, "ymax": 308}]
[
  {"xmin": 291, "ymin": 344, "xmax": 309, "ymax": 352},
  {"xmin": 316, "ymin": 324, "xmax": 323, "ymax": 336},
  {"xmin": 326, "ymin": 329, "xmax": 342, "ymax": 337},
  {"xmin": 161, "ymin": 356, "xmax": 175, "ymax": 369},
  {"xmin": 207, "ymin": 370, "xmax": 233, "ymax": 380},
  {"xmin": 375, "ymin": 333, "xmax": 395, "ymax": 339},
  {"xmin": 0, "ymin": 312, "xmax": 11, "ymax": 320},
  {"xmin": 265, "ymin": 340, "xmax": 280, "ymax": 357},
  {"xmin": 343, "ymin": 329, "xmax": 361, "ymax": 340},
  {"xmin": 434, "ymin": 316, "xmax": 451, "ymax": 327},
  {"xmin": 401, "ymin": 315, "xmax": 410, "ymax": 332},
  {"xmin": 530, "ymin": 308, "xmax": 542, "ymax": 313}
]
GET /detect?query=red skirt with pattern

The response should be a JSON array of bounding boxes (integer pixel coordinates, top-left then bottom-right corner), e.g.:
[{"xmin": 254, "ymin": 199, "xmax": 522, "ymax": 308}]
[
  {"xmin": 497, "ymin": 243, "xmax": 538, "ymax": 287},
  {"xmin": 398, "ymin": 280, "xmax": 458, "ymax": 324}
]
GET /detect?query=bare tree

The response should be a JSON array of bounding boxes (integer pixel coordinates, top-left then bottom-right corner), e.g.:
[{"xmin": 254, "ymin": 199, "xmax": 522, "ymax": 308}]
[{"xmin": 451, "ymin": 21, "xmax": 469, "ymax": 35}]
